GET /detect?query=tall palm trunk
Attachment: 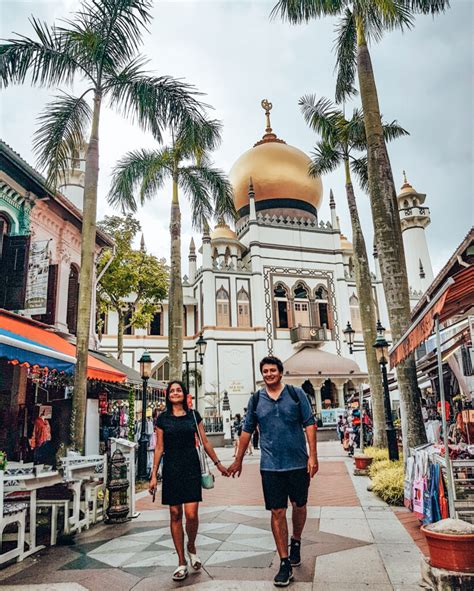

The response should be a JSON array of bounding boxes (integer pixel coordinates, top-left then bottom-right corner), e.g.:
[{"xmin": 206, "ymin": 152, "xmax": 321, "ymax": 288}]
[
  {"xmin": 355, "ymin": 20, "xmax": 426, "ymax": 452},
  {"xmin": 344, "ymin": 159, "xmax": 386, "ymax": 447},
  {"xmin": 168, "ymin": 173, "xmax": 183, "ymax": 381},
  {"xmin": 71, "ymin": 90, "xmax": 101, "ymax": 451}
]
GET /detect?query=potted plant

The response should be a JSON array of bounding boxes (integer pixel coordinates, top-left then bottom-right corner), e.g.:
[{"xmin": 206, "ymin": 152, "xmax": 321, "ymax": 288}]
[
  {"xmin": 354, "ymin": 454, "xmax": 373, "ymax": 470},
  {"xmin": 421, "ymin": 518, "xmax": 474, "ymax": 572}
]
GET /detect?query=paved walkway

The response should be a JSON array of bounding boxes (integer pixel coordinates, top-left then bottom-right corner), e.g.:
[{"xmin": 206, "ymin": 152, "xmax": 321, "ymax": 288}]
[{"xmin": 0, "ymin": 442, "xmax": 424, "ymax": 590}]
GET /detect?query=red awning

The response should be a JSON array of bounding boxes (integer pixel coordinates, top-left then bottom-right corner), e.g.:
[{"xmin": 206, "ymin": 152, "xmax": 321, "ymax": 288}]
[
  {"xmin": 0, "ymin": 310, "xmax": 126, "ymax": 383},
  {"xmin": 389, "ymin": 266, "xmax": 474, "ymax": 368}
]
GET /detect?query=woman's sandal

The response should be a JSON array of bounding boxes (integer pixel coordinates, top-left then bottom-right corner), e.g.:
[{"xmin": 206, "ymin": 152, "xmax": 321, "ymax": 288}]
[
  {"xmin": 172, "ymin": 565, "xmax": 188, "ymax": 581},
  {"xmin": 187, "ymin": 549, "xmax": 202, "ymax": 570}
]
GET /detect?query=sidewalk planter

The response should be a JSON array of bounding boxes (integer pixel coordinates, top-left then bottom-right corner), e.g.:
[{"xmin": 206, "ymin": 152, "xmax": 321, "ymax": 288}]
[
  {"xmin": 421, "ymin": 523, "xmax": 474, "ymax": 572},
  {"xmin": 354, "ymin": 455, "xmax": 373, "ymax": 470}
]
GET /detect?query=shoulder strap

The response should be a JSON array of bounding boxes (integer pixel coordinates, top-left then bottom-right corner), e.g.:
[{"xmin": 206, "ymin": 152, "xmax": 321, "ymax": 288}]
[
  {"xmin": 252, "ymin": 390, "xmax": 260, "ymax": 411},
  {"xmin": 287, "ymin": 385, "xmax": 300, "ymax": 404}
]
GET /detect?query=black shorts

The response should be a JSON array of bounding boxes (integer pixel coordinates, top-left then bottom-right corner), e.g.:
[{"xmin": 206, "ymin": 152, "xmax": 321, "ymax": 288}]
[{"xmin": 261, "ymin": 468, "xmax": 310, "ymax": 510}]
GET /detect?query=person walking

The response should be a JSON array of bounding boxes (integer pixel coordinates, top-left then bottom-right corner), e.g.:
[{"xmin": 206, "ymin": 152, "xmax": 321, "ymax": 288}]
[
  {"xmin": 149, "ymin": 380, "xmax": 229, "ymax": 582},
  {"xmin": 232, "ymin": 413, "xmax": 243, "ymax": 457},
  {"xmin": 228, "ymin": 356, "xmax": 318, "ymax": 587}
]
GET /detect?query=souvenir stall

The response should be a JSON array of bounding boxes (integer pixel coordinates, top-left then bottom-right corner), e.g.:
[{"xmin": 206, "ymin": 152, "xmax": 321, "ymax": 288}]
[{"xmin": 390, "ymin": 264, "xmax": 474, "ymax": 524}]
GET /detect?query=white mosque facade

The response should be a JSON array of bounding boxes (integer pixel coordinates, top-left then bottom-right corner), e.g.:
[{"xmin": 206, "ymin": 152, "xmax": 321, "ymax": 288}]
[{"xmin": 90, "ymin": 104, "xmax": 433, "ymax": 418}]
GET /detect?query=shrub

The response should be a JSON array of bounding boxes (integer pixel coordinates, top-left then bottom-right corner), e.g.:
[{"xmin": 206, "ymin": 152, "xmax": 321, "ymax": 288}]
[
  {"xmin": 371, "ymin": 464, "xmax": 404, "ymax": 505},
  {"xmin": 368, "ymin": 458, "xmax": 403, "ymax": 478},
  {"xmin": 364, "ymin": 446, "xmax": 389, "ymax": 462}
]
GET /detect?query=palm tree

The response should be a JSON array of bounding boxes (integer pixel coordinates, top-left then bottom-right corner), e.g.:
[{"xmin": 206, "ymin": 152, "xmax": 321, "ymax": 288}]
[
  {"xmin": 0, "ymin": 0, "xmax": 206, "ymax": 451},
  {"xmin": 301, "ymin": 95, "xmax": 409, "ymax": 448},
  {"xmin": 108, "ymin": 116, "xmax": 235, "ymax": 380},
  {"xmin": 273, "ymin": 0, "xmax": 449, "ymax": 451}
]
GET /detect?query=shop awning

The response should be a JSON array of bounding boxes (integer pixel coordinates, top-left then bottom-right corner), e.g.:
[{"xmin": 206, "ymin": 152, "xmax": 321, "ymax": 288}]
[
  {"xmin": 0, "ymin": 327, "xmax": 76, "ymax": 373},
  {"xmin": 389, "ymin": 266, "xmax": 474, "ymax": 368},
  {"xmin": 89, "ymin": 350, "xmax": 166, "ymax": 390},
  {"xmin": 0, "ymin": 310, "xmax": 126, "ymax": 383}
]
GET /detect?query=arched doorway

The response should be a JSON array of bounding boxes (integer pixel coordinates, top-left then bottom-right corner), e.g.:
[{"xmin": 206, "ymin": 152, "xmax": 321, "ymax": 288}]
[
  {"xmin": 66, "ymin": 264, "xmax": 79, "ymax": 335},
  {"xmin": 320, "ymin": 379, "xmax": 337, "ymax": 408}
]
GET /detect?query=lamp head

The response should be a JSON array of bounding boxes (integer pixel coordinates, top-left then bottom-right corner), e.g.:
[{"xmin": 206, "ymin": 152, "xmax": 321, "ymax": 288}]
[
  {"xmin": 196, "ymin": 333, "xmax": 207, "ymax": 364},
  {"xmin": 138, "ymin": 350, "xmax": 153, "ymax": 379}
]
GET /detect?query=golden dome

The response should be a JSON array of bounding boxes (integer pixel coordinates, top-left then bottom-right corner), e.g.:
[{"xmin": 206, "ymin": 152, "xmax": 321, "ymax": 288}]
[
  {"xmin": 229, "ymin": 100, "xmax": 323, "ymax": 217},
  {"xmin": 210, "ymin": 221, "xmax": 237, "ymax": 241},
  {"xmin": 340, "ymin": 233, "xmax": 353, "ymax": 251}
]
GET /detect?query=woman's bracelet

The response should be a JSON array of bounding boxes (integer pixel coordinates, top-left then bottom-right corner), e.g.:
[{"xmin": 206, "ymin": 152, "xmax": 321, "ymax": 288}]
[{"xmin": 214, "ymin": 460, "xmax": 221, "ymax": 466}]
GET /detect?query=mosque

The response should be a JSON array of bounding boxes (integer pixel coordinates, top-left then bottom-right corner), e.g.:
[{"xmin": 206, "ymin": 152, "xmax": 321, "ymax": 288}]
[{"xmin": 98, "ymin": 100, "xmax": 434, "ymax": 418}]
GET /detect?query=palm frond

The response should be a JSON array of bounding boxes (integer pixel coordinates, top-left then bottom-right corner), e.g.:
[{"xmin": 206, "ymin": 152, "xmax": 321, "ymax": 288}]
[
  {"xmin": 33, "ymin": 91, "xmax": 92, "ymax": 187},
  {"xmin": 381, "ymin": 119, "xmax": 409, "ymax": 141},
  {"xmin": 402, "ymin": 0, "xmax": 450, "ymax": 15},
  {"xmin": 334, "ymin": 8, "xmax": 358, "ymax": 103},
  {"xmin": 0, "ymin": 17, "xmax": 81, "ymax": 88},
  {"xmin": 175, "ymin": 117, "xmax": 223, "ymax": 161},
  {"xmin": 309, "ymin": 141, "xmax": 342, "ymax": 177},
  {"xmin": 299, "ymin": 94, "xmax": 341, "ymax": 142},
  {"xmin": 107, "ymin": 61, "xmax": 205, "ymax": 141},
  {"xmin": 363, "ymin": 0, "xmax": 415, "ymax": 42},
  {"xmin": 108, "ymin": 148, "xmax": 172, "ymax": 212},
  {"xmin": 177, "ymin": 167, "xmax": 214, "ymax": 231},
  {"xmin": 194, "ymin": 165, "xmax": 236, "ymax": 223},
  {"xmin": 351, "ymin": 156, "xmax": 369, "ymax": 192},
  {"xmin": 270, "ymin": 0, "xmax": 344, "ymax": 23},
  {"xmin": 72, "ymin": 0, "xmax": 153, "ymax": 70}
]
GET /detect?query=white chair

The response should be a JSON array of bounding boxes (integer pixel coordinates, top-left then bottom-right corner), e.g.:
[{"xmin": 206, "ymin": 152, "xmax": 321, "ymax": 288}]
[{"xmin": 0, "ymin": 470, "xmax": 27, "ymax": 566}]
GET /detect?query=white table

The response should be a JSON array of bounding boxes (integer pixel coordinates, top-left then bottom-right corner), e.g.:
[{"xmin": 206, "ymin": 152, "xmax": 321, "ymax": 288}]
[{"xmin": 4, "ymin": 470, "xmax": 62, "ymax": 557}]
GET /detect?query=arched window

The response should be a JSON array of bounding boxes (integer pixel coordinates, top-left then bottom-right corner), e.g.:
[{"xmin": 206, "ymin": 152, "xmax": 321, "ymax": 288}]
[
  {"xmin": 67, "ymin": 264, "xmax": 79, "ymax": 335},
  {"xmin": 237, "ymin": 287, "xmax": 251, "ymax": 327},
  {"xmin": 315, "ymin": 285, "xmax": 331, "ymax": 329},
  {"xmin": 403, "ymin": 199, "xmax": 409, "ymax": 209},
  {"xmin": 153, "ymin": 358, "xmax": 170, "ymax": 381},
  {"xmin": 149, "ymin": 310, "xmax": 162, "ymax": 335},
  {"xmin": 216, "ymin": 285, "xmax": 230, "ymax": 326},
  {"xmin": 212, "ymin": 248, "xmax": 219, "ymax": 262},
  {"xmin": 274, "ymin": 283, "xmax": 290, "ymax": 329},
  {"xmin": 0, "ymin": 213, "xmax": 11, "ymax": 260},
  {"xmin": 349, "ymin": 294, "xmax": 362, "ymax": 332},
  {"xmin": 224, "ymin": 247, "xmax": 231, "ymax": 266},
  {"xmin": 293, "ymin": 282, "xmax": 310, "ymax": 326}
]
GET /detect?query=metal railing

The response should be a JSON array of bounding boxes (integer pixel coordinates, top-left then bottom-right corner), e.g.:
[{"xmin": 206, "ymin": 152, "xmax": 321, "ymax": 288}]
[
  {"xmin": 203, "ymin": 416, "xmax": 223, "ymax": 433},
  {"xmin": 289, "ymin": 325, "xmax": 330, "ymax": 344}
]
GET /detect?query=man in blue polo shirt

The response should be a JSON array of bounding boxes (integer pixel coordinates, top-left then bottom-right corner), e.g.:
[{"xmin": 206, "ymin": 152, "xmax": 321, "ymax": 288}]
[{"xmin": 228, "ymin": 356, "xmax": 318, "ymax": 587}]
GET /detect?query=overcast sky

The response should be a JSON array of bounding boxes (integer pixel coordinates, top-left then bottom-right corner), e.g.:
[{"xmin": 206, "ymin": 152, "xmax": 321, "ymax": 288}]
[{"xmin": 1, "ymin": 0, "xmax": 472, "ymax": 276}]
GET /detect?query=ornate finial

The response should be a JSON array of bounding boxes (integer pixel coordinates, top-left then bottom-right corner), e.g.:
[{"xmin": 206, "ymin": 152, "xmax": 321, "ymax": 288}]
[
  {"xmin": 403, "ymin": 170, "xmax": 408, "ymax": 184},
  {"xmin": 189, "ymin": 237, "xmax": 196, "ymax": 253},
  {"xmin": 248, "ymin": 177, "xmax": 255, "ymax": 197},
  {"xmin": 261, "ymin": 98, "xmax": 273, "ymax": 133},
  {"xmin": 329, "ymin": 189, "xmax": 335, "ymax": 209},
  {"xmin": 140, "ymin": 233, "xmax": 145, "ymax": 251}
]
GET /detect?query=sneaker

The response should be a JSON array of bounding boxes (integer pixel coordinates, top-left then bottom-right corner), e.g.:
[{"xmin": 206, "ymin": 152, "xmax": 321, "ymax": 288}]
[
  {"xmin": 273, "ymin": 558, "xmax": 293, "ymax": 587},
  {"xmin": 289, "ymin": 537, "xmax": 301, "ymax": 566}
]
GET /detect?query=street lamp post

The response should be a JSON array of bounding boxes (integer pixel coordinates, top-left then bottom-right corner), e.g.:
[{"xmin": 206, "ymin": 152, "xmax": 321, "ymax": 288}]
[
  {"xmin": 183, "ymin": 333, "xmax": 207, "ymax": 412},
  {"xmin": 343, "ymin": 321, "xmax": 355, "ymax": 354},
  {"xmin": 373, "ymin": 321, "xmax": 399, "ymax": 461},
  {"xmin": 137, "ymin": 350, "xmax": 153, "ymax": 481}
]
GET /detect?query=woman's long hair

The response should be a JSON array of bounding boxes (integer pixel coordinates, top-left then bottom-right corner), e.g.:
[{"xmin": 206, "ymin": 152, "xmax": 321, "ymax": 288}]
[{"xmin": 165, "ymin": 380, "xmax": 189, "ymax": 414}]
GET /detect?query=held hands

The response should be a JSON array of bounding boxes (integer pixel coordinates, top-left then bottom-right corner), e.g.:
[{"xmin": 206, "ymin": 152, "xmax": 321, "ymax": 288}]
[
  {"xmin": 307, "ymin": 455, "xmax": 319, "ymax": 478},
  {"xmin": 227, "ymin": 459, "xmax": 243, "ymax": 478},
  {"xmin": 216, "ymin": 463, "xmax": 230, "ymax": 477}
]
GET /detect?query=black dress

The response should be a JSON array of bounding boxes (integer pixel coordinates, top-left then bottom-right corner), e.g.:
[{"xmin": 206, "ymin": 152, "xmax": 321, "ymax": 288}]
[{"xmin": 156, "ymin": 410, "xmax": 202, "ymax": 505}]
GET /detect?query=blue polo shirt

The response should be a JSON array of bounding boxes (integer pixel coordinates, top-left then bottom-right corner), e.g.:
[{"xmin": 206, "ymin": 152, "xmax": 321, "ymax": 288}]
[{"xmin": 242, "ymin": 385, "xmax": 315, "ymax": 472}]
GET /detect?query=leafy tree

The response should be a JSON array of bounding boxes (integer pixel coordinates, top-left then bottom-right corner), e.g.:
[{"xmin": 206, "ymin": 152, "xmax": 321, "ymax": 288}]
[
  {"xmin": 97, "ymin": 214, "xmax": 168, "ymax": 360},
  {"xmin": 0, "ymin": 0, "xmax": 205, "ymax": 450},
  {"xmin": 273, "ymin": 0, "xmax": 449, "ymax": 451},
  {"xmin": 301, "ymin": 95, "xmax": 408, "ymax": 448},
  {"xmin": 108, "ymin": 116, "xmax": 235, "ymax": 380}
]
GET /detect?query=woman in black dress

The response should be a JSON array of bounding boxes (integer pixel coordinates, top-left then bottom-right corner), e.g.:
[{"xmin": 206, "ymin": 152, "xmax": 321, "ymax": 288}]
[{"xmin": 149, "ymin": 380, "xmax": 228, "ymax": 581}]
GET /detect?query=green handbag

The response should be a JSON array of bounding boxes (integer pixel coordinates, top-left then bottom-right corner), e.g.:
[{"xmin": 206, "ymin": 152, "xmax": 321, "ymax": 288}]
[{"xmin": 193, "ymin": 411, "xmax": 215, "ymax": 490}]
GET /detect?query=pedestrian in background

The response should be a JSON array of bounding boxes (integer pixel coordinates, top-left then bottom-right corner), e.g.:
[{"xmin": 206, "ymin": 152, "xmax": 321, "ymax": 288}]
[{"xmin": 232, "ymin": 413, "xmax": 242, "ymax": 457}]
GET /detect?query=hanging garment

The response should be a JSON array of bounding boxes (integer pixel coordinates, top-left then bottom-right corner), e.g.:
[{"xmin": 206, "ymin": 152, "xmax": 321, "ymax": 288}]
[
  {"xmin": 404, "ymin": 456, "xmax": 415, "ymax": 509},
  {"xmin": 413, "ymin": 451, "xmax": 428, "ymax": 518},
  {"xmin": 439, "ymin": 469, "xmax": 449, "ymax": 519}
]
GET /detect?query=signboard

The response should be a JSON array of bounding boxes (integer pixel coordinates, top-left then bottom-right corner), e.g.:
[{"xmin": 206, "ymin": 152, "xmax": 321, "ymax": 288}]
[
  {"xmin": 321, "ymin": 407, "xmax": 345, "ymax": 426},
  {"xmin": 24, "ymin": 240, "xmax": 50, "ymax": 314}
]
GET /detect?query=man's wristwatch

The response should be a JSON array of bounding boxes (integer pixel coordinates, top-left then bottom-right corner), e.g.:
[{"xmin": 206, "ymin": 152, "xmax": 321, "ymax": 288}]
[{"xmin": 214, "ymin": 460, "xmax": 221, "ymax": 466}]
